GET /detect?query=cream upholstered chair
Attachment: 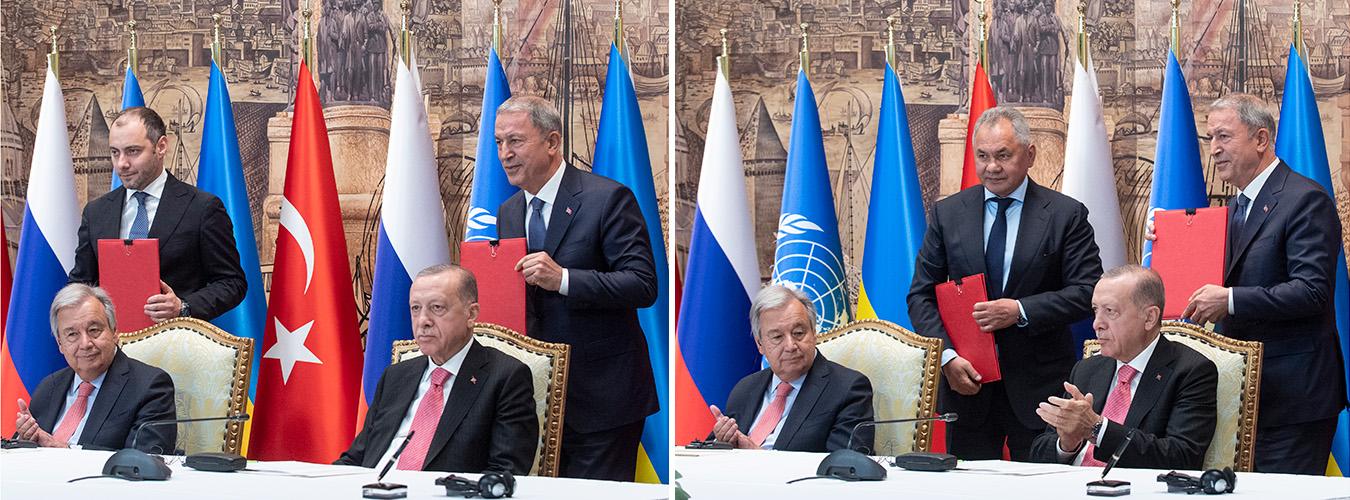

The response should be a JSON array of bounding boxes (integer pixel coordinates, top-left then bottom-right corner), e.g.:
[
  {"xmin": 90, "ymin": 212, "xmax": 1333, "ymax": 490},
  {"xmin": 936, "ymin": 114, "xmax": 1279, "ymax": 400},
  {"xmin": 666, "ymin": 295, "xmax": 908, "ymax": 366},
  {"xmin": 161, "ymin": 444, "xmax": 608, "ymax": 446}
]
[
  {"xmin": 814, "ymin": 319, "xmax": 942, "ymax": 455},
  {"xmin": 119, "ymin": 318, "xmax": 253, "ymax": 455},
  {"xmin": 391, "ymin": 322, "xmax": 570, "ymax": 476},
  {"xmin": 1082, "ymin": 321, "xmax": 1262, "ymax": 471}
]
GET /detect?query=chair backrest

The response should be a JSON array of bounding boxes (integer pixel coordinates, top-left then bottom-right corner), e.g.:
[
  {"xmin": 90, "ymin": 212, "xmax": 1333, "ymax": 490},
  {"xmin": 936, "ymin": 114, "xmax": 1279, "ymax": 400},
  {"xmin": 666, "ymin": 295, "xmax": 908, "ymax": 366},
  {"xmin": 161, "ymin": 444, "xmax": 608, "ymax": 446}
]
[
  {"xmin": 391, "ymin": 323, "xmax": 569, "ymax": 476},
  {"xmin": 119, "ymin": 318, "xmax": 253, "ymax": 455},
  {"xmin": 814, "ymin": 319, "xmax": 942, "ymax": 455},
  {"xmin": 1081, "ymin": 321, "xmax": 1262, "ymax": 471}
]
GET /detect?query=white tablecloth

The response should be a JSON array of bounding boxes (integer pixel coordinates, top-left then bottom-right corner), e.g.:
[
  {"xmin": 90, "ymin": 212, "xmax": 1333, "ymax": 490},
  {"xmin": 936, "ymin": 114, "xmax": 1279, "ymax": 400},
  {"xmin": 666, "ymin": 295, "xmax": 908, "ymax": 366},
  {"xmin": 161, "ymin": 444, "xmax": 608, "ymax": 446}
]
[
  {"xmin": 674, "ymin": 448, "xmax": 1350, "ymax": 499},
  {"xmin": 0, "ymin": 448, "xmax": 668, "ymax": 499}
]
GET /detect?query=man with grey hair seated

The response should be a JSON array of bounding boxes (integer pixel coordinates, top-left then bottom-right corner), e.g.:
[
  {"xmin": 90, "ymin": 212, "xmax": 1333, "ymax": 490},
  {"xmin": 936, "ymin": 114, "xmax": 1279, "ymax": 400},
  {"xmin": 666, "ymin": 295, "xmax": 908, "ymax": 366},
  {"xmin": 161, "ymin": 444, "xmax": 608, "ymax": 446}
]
[
  {"xmin": 13, "ymin": 283, "xmax": 177, "ymax": 452},
  {"xmin": 1030, "ymin": 265, "xmax": 1217, "ymax": 469},
  {"xmin": 708, "ymin": 284, "xmax": 874, "ymax": 452}
]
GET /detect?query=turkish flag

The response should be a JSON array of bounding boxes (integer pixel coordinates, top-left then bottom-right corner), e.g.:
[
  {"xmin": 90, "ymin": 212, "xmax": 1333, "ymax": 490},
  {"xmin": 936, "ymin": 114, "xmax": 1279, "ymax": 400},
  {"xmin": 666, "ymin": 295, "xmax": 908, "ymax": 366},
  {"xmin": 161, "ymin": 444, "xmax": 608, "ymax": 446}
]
[
  {"xmin": 249, "ymin": 61, "xmax": 363, "ymax": 463},
  {"xmin": 961, "ymin": 62, "xmax": 998, "ymax": 190}
]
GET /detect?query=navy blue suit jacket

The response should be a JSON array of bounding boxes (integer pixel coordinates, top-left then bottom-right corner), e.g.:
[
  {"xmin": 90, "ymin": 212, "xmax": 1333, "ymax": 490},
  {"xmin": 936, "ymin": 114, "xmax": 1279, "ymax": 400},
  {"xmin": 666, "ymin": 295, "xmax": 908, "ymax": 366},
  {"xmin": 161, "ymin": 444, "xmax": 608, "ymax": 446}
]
[
  {"xmin": 29, "ymin": 350, "xmax": 177, "ymax": 453},
  {"xmin": 718, "ymin": 354, "xmax": 875, "ymax": 453}
]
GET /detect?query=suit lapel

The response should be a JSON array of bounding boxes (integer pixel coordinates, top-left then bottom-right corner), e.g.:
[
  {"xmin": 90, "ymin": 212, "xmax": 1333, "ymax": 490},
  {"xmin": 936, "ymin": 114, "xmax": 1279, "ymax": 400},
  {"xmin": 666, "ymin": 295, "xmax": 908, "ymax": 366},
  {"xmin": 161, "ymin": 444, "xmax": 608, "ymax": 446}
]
[
  {"xmin": 425, "ymin": 342, "xmax": 488, "ymax": 464},
  {"xmin": 774, "ymin": 357, "xmax": 830, "ymax": 450},
  {"xmin": 959, "ymin": 189, "xmax": 987, "ymax": 276},
  {"xmin": 1087, "ymin": 357, "xmax": 1114, "ymax": 415},
  {"xmin": 80, "ymin": 351, "xmax": 131, "ymax": 446},
  {"xmin": 94, "ymin": 188, "xmax": 128, "ymax": 240},
  {"xmin": 1225, "ymin": 164, "xmax": 1286, "ymax": 279},
  {"xmin": 1006, "ymin": 182, "xmax": 1050, "ymax": 296},
  {"xmin": 148, "ymin": 175, "xmax": 191, "ymax": 241},
  {"xmin": 34, "ymin": 370, "xmax": 76, "ymax": 431},
  {"xmin": 1124, "ymin": 338, "xmax": 1176, "ymax": 430},
  {"xmin": 499, "ymin": 193, "xmax": 525, "ymax": 239},
  {"xmin": 543, "ymin": 167, "xmax": 581, "ymax": 255},
  {"xmin": 733, "ymin": 370, "xmax": 772, "ymax": 435}
]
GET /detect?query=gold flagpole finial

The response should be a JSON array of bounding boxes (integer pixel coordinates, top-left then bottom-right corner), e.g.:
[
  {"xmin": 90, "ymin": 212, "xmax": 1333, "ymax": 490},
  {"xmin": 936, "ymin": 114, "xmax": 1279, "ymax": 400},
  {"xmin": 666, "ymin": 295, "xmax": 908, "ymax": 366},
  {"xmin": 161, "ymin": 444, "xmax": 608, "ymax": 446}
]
[
  {"xmin": 975, "ymin": 0, "xmax": 988, "ymax": 66},
  {"xmin": 1169, "ymin": 0, "xmax": 1181, "ymax": 54},
  {"xmin": 1292, "ymin": 1, "xmax": 1304, "ymax": 55},
  {"xmin": 301, "ymin": 0, "xmax": 313, "ymax": 67},
  {"xmin": 717, "ymin": 28, "xmax": 730, "ymax": 78},
  {"xmin": 614, "ymin": 0, "xmax": 625, "ymax": 57},
  {"xmin": 492, "ymin": 0, "xmax": 504, "ymax": 54},
  {"xmin": 399, "ymin": 0, "xmax": 411, "ymax": 63},
  {"xmin": 1077, "ymin": 0, "xmax": 1088, "ymax": 66},
  {"xmin": 799, "ymin": 23, "xmax": 810, "ymax": 77},
  {"xmin": 48, "ymin": 25, "xmax": 60, "ymax": 77},
  {"xmin": 126, "ymin": 16, "xmax": 138, "ymax": 75},
  {"xmin": 886, "ymin": 15, "xmax": 897, "ymax": 70},
  {"xmin": 212, "ymin": 13, "xmax": 223, "ymax": 64}
]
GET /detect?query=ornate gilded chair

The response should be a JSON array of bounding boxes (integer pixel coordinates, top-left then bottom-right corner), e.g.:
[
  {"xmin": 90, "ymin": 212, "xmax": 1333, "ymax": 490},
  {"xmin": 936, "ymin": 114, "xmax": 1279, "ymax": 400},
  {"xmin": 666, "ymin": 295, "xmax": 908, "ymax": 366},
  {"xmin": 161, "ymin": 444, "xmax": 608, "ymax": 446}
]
[
  {"xmin": 391, "ymin": 323, "xmax": 570, "ymax": 476},
  {"xmin": 814, "ymin": 319, "xmax": 943, "ymax": 455},
  {"xmin": 1082, "ymin": 321, "xmax": 1262, "ymax": 471},
  {"xmin": 118, "ymin": 318, "xmax": 253, "ymax": 455}
]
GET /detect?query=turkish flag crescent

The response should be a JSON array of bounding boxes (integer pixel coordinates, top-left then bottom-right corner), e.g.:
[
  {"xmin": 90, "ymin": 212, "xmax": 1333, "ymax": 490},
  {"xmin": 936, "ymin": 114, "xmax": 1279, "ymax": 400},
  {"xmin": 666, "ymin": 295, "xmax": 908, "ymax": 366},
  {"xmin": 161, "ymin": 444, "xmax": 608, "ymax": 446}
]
[
  {"xmin": 961, "ymin": 62, "xmax": 998, "ymax": 190},
  {"xmin": 249, "ymin": 61, "xmax": 363, "ymax": 463}
]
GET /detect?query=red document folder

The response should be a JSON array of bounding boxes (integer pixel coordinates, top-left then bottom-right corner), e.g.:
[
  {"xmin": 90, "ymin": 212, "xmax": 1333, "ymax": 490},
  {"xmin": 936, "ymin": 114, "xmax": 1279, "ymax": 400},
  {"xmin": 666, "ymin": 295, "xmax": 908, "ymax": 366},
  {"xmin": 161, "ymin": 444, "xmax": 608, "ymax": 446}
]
[
  {"xmin": 1152, "ymin": 207, "xmax": 1228, "ymax": 319},
  {"xmin": 98, "ymin": 239, "xmax": 160, "ymax": 332},
  {"xmin": 935, "ymin": 273, "xmax": 1002, "ymax": 382},
  {"xmin": 459, "ymin": 238, "xmax": 528, "ymax": 335}
]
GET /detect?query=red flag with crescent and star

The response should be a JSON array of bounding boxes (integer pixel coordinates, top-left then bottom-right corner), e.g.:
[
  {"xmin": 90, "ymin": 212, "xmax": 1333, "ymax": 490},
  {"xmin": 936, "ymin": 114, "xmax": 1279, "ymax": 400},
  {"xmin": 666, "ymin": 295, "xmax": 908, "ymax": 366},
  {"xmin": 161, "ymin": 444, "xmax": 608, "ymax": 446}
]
[{"xmin": 249, "ymin": 60, "xmax": 363, "ymax": 462}]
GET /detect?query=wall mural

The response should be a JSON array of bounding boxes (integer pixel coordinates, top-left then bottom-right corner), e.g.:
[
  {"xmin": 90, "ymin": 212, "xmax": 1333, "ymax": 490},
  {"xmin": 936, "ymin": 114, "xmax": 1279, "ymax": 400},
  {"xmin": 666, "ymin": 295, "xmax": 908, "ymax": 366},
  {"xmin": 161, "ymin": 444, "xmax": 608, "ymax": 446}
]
[
  {"xmin": 674, "ymin": 0, "xmax": 1350, "ymax": 309},
  {"xmin": 1, "ymin": 0, "xmax": 669, "ymax": 336}
]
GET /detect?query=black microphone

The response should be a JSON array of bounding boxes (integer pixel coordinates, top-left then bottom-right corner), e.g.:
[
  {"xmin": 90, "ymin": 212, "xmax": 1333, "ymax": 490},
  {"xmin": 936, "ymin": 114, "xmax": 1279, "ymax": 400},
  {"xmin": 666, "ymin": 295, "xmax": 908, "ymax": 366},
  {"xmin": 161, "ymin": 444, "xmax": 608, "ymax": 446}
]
[
  {"xmin": 129, "ymin": 413, "xmax": 250, "ymax": 452},
  {"xmin": 86, "ymin": 413, "xmax": 252, "ymax": 481},
  {"xmin": 799, "ymin": 413, "xmax": 959, "ymax": 483}
]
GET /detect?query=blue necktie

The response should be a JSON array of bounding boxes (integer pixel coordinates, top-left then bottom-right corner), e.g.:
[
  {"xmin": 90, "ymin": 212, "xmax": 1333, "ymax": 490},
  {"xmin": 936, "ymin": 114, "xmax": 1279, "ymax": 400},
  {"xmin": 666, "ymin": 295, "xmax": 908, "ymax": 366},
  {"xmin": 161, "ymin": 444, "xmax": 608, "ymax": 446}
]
[
  {"xmin": 129, "ymin": 191, "xmax": 151, "ymax": 240},
  {"xmin": 528, "ymin": 197, "xmax": 547, "ymax": 252},
  {"xmin": 1230, "ymin": 193, "xmax": 1250, "ymax": 246},
  {"xmin": 985, "ymin": 197, "xmax": 1015, "ymax": 299}
]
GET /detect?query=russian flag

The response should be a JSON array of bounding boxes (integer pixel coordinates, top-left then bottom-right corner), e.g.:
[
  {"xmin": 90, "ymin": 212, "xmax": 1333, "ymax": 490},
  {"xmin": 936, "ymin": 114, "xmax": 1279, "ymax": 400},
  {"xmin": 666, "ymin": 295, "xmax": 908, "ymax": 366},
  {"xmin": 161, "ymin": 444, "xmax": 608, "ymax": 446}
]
[
  {"xmin": 363, "ymin": 57, "xmax": 451, "ymax": 410},
  {"xmin": 675, "ymin": 65, "xmax": 762, "ymax": 445},
  {"xmin": 1, "ymin": 64, "xmax": 81, "ymax": 436}
]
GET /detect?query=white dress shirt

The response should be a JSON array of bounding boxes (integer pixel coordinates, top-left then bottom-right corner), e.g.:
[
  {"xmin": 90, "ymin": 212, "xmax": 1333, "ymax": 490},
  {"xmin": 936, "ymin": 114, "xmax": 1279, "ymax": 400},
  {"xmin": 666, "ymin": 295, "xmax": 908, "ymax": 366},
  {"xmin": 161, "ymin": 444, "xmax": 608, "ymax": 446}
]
[
  {"xmin": 1057, "ymin": 334, "xmax": 1162, "ymax": 464},
  {"xmin": 119, "ymin": 169, "xmax": 169, "ymax": 239},
  {"xmin": 522, "ymin": 162, "xmax": 571, "ymax": 295},
  {"xmin": 54, "ymin": 370, "xmax": 109, "ymax": 447},
  {"xmin": 1227, "ymin": 158, "xmax": 1280, "ymax": 315},
  {"xmin": 378, "ymin": 342, "xmax": 472, "ymax": 468}
]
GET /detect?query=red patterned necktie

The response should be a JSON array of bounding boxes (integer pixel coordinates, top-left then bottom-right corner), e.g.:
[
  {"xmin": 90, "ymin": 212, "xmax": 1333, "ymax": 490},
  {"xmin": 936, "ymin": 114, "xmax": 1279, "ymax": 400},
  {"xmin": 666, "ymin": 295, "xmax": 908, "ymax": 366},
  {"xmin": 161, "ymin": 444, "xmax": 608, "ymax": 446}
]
[
  {"xmin": 1081, "ymin": 365, "xmax": 1138, "ymax": 467},
  {"xmin": 748, "ymin": 382, "xmax": 793, "ymax": 447},
  {"xmin": 52, "ymin": 381, "xmax": 94, "ymax": 444},
  {"xmin": 398, "ymin": 367, "xmax": 451, "ymax": 470}
]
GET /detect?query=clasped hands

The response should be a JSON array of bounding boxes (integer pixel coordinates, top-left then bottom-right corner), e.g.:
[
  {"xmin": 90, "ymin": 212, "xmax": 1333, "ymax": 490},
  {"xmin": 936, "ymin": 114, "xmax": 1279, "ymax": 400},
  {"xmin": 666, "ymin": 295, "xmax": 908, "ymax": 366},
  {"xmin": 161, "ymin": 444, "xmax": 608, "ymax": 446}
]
[{"xmin": 1035, "ymin": 381, "xmax": 1102, "ymax": 454}]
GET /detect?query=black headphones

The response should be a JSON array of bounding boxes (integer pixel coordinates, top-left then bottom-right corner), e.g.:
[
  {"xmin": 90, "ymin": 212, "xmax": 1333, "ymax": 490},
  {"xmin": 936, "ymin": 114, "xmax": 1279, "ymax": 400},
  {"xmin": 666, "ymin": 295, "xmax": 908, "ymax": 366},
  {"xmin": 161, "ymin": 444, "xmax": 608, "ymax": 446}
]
[
  {"xmin": 1157, "ymin": 467, "xmax": 1236, "ymax": 494},
  {"xmin": 435, "ymin": 470, "xmax": 516, "ymax": 498}
]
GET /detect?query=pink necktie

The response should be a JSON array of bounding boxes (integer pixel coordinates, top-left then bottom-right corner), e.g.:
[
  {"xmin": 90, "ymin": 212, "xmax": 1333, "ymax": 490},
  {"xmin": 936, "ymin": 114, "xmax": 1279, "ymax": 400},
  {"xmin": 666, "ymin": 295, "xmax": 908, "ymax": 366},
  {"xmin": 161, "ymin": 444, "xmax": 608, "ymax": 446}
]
[
  {"xmin": 1082, "ymin": 365, "xmax": 1138, "ymax": 467},
  {"xmin": 748, "ymin": 382, "xmax": 793, "ymax": 447},
  {"xmin": 52, "ymin": 381, "xmax": 94, "ymax": 444},
  {"xmin": 398, "ymin": 367, "xmax": 451, "ymax": 470}
]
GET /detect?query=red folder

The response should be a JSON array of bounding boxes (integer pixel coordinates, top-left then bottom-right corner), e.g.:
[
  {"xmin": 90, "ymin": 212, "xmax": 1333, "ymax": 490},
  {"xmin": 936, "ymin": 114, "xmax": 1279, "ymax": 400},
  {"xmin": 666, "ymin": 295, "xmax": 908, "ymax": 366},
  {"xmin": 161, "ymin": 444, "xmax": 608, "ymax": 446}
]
[
  {"xmin": 97, "ymin": 239, "xmax": 160, "ymax": 332},
  {"xmin": 459, "ymin": 238, "xmax": 528, "ymax": 335},
  {"xmin": 935, "ymin": 273, "xmax": 1002, "ymax": 382},
  {"xmin": 1152, "ymin": 207, "xmax": 1228, "ymax": 319}
]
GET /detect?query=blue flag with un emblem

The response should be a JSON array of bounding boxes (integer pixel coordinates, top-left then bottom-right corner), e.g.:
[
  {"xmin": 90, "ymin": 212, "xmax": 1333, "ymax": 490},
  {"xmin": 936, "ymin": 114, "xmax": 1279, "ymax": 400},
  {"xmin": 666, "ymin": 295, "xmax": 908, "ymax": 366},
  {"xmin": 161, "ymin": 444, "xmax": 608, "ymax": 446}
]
[
  {"xmin": 464, "ymin": 48, "xmax": 517, "ymax": 241},
  {"xmin": 772, "ymin": 69, "xmax": 850, "ymax": 331}
]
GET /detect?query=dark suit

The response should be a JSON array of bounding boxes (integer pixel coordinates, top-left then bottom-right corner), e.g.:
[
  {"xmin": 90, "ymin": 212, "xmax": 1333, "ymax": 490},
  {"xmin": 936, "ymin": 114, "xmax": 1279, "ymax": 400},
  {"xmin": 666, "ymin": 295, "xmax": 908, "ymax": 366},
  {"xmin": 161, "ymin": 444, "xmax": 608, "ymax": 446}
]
[
  {"xmin": 717, "ymin": 354, "xmax": 874, "ymax": 453},
  {"xmin": 68, "ymin": 173, "xmax": 246, "ymax": 321},
  {"xmin": 1030, "ymin": 336, "xmax": 1218, "ymax": 470},
  {"xmin": 498, "ymin": 165, "xmax": 658, "ymax": 479},
  {"xmin": 1218, "ymin": 162, "xmax": 1346, "ymax": 474},
  {"xmin": 335, "ymin": 341, "xmax": 538, "ymax": 474},
  {"xmin": 29, "ymin": 350, "xmax": 177, "ymax": 453},
  {"xmin": 908, "ymin": 180, "xmax": 1103, "ymax": 460}
]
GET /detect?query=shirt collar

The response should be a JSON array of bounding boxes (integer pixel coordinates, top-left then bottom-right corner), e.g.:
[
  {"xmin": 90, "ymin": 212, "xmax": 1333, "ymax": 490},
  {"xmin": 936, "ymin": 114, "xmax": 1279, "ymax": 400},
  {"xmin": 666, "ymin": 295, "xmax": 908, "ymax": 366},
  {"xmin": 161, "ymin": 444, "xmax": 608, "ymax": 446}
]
[
  {"xmin": 769, "ymin": 351, "xmax": 816, "ymax": 392},
  {"xmin": 524, "ymin": 162, "xmax": 567, "ymax": 207},
  {"xmin": 69, "ymin": 369, "xmax": 109, "ymax": 397},
  {"xmin": 124, "ymin": 169, "xmax": 169, "ymax": 202},
  {"xmin": 425, "ymin": 340, "xmax": 474, "ymax": 383},
  {"xmin": 1116, "ymin": 333, "xmax": 1162, "ymax": 376},
  {"xmin": 983, "ymin": 176, "xmax": 1029, "ymax": 203},
  {"xmin": 1239, "ymin": 158, "xmax": 1280, "ymax": 201}
]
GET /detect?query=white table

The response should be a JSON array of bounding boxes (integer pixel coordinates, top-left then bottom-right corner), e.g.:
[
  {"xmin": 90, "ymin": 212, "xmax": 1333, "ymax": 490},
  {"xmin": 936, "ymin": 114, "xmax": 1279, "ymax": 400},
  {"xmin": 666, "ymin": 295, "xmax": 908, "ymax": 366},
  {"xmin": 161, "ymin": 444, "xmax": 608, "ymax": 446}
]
[
  {"xmin": 1, "ymin": 448, "xmax": 668, "ymax": 499},
  {"xmin": 674, "ymin": 448, "xmax": 1350, "ymax": 499}
]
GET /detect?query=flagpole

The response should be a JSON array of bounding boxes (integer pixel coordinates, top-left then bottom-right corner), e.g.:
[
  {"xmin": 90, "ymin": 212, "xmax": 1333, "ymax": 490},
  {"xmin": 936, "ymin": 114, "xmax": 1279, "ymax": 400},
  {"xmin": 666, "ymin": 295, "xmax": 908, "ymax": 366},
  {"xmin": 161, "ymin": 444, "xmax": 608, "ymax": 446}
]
[
  {"xmin": 975, "ymin": 0, "xmax": 988, "ymax": 67},
  {"xmin": 491, "ymin": 0, "xmax": 503, "ymax": 55},
  {"xmin": 399, "ymin": 0, "xmax": 411, "ymax": 64},
  {"xmin": 613, "ymin": 0, "xmax": 625, "ymax": 58},
  {"xmin": 212, "ymin": 13, "xmax": 222, "ymax": 64},
  {"xmin": 301, "ymin": 0, "xmax": 314, "ymax": 69},
  {"xmin": 717, "ymin": 28, "xmax": 729, "ymax": 79},
  {"xmin": 1292, "ymin": 1, "xmax": 1304, "ymax": 56},
  {"xmin": 1077, "ymin": 0, "xmax": 1088, "ymax": 66},
  {"xmin": 1169, "ymin": 0, "xmax": 1180, "ymax": 55},
  {"xmin": 126, "ymin": 11, "xmax": 138, "ymax": 76},
  {"xmin": 799, "ymin": 23, "xmax": 810, "ymax": 77},
  {"xmin": 48, "ymin": 26, "xmax": 59, "ymax": 78},
  {"xmin": 885, "ymin": 15, "xmax": 897, "ymax": 70}
]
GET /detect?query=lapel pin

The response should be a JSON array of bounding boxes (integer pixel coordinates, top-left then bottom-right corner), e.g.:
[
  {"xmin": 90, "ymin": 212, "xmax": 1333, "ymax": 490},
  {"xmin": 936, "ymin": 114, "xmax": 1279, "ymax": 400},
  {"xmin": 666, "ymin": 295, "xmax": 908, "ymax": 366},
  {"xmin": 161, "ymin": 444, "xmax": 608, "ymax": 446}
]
[
  {"xmin": 470, "ymin": 376, "xmax": 478, "ymax": 385},
  {"xmin": 565, "ymin": 206, "xmax": 573, "ymax": 216},
  {"xmin": 1155, "ymin": 373, "xmax": 1162, "ymax": 380},
  {"xmin": 1262, "ymin": 205, "xmax": 1269, "ymax": 213}
]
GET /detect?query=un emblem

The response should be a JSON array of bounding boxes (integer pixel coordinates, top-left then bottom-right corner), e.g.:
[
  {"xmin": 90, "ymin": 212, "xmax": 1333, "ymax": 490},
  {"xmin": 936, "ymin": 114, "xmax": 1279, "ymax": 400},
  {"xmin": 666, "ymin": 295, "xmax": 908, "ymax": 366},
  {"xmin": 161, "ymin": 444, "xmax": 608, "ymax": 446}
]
[
  {"xmin": 773, "ymin": 213, "xmax": 849, "ymax": 330},
  {"xmin": 464, "ymin": 207, "xmax": 498, "ymax": 241}
]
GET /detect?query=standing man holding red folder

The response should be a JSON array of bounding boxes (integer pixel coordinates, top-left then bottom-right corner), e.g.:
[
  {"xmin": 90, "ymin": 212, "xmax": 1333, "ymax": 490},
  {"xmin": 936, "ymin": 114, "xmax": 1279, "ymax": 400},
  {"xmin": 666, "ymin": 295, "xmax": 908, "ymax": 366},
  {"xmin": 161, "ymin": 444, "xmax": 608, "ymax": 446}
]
[
  {"xmin": 494, "ymin": 96, "xmax": 658, "ymax": 481},
  {"xmin": 908, "ymin": 106, "xmax": 1102, "ymax": 461},
  {"xmin": 68, "ymin": 107, "xmax": 246, "ymax": 323},
  {"xmin": 1150, "ymin": 94, "xmax": 1345, "ymax": 475}
]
